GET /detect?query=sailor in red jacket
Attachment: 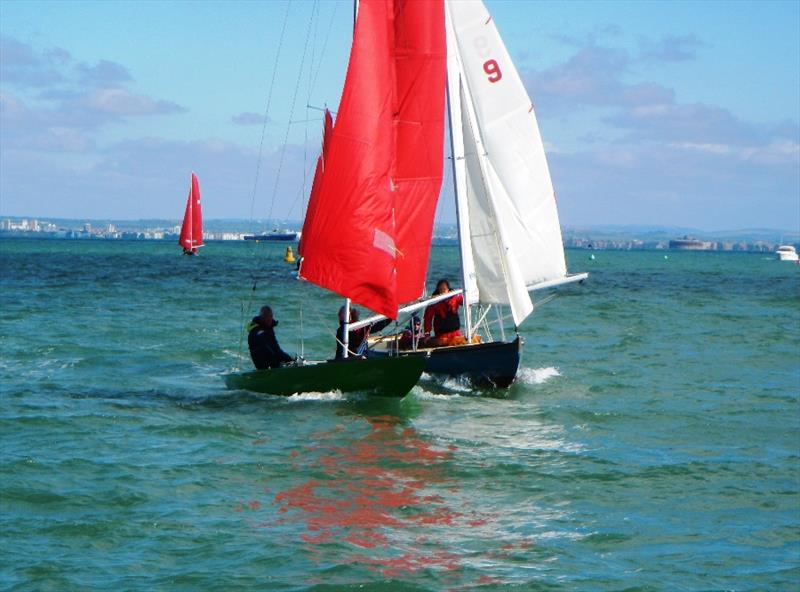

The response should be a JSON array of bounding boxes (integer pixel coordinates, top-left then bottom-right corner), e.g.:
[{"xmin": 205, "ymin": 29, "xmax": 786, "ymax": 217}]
[{"xmin": 423, "ymin": 279, "xmax": 466, "ymax": 347}]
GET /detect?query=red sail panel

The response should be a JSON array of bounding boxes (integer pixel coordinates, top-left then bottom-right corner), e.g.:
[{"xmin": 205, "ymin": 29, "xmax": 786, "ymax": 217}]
[
  {"xmin": 392, "ymin": 0, "xmax": 446, "ymax": 302},
  {"xmin": 299, "ymin": 0, "xmax": 399, "ymax": 319},
  {"xmin": 190, "ymin": 173, "xmax": 204, "ymax": 248},
  {"xmin": 298, "ymin": 109, "xmax": 333, "ymax": 258},
  {"xmin": 179, "ymin": 172, "xmax": 203, "ymax": 250}
]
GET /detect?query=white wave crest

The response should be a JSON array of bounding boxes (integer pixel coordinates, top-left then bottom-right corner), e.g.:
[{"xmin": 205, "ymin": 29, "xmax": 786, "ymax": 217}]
[
  {"xmin": 419, "ymin": 372, "xmax": 472, "ymax": 393},
  {"xmin": 517, "ymin": 366, "xmax": 561, "ymax": 385},
  {"xmin": 412, "ymin": 386, "xmax": 459, "ymax": 400},
  {"xmin": 285, "ymin": 391, "xmax": 347, "ymax": 402}
]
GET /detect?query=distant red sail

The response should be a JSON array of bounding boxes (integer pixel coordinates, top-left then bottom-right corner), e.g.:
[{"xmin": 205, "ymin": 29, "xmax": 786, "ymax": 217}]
[
  {"xmin": 393, "ymin": 0, "xmax": 446, "ymax": 303},
  {"xmin": 179, "ymin": 172, "xmax": 204, "ymax": 252},
  {"xmin": 299, "ymin": 0, "xmax": 398, "ymax": 318},
  {"xmin": 299, "ymin": 109, "xmax": 333, "ymax": 258}
]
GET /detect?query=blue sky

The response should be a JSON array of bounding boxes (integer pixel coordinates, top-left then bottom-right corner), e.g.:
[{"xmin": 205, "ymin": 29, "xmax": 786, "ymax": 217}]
[{"xmin": 1, "ymin": 0, "xmax": 798, "ymax": 230}]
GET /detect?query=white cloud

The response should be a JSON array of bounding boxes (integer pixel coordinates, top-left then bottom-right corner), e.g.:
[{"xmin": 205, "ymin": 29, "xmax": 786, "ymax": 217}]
[
  {"xmin": 668, "ymin": 142, "xmax": 733, "ymax": 155},
  {"xmin": 82, "ymin": 88, "xmax": 183, "ymax": 116},
  {"xmin": 1, "ymin": 36, "xmax": 186, "ymax": 147}
]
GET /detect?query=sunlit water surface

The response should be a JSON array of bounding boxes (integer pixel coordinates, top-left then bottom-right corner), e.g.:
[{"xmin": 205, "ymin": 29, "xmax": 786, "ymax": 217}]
[{"xmin": 1, "ymin": 239, "xmax": 798, "ymax": 590}]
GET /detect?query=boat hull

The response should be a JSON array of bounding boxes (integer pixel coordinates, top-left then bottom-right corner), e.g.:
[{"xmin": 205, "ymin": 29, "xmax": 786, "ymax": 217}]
[
  {"xmin": 370, "ymin": 336, "xmax": 522, "ymax": 389},
  {"xmin": 223, "ymin": 355, "xmax": 426, "ymax": 398}
]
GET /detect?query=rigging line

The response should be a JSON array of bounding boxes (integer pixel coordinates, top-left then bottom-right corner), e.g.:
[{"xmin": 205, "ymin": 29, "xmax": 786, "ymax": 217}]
[
  {"xmin": 285, "ymin": 186, "xmax": 305, "ymax": 221},
  {"xmin": 308, "ymin": 2, "xmax": 339, "ymax": 99},
  {"xmin": 306, "ymin": 104, "xmax": 336, "ymax": 114},
  {"xmin": 236, "ymin": 300, "xmax": 246, "ymax": 369},
  {"xmin": 266, "ymin": 1, "xmax": 318, "ymax": 223},
  {"xmin": 301, "ymin": 3, "xmax": 336, "ymax": 223},
  {"xmin": 237, "ymin": 278, "xmax": 260, "ymax": 368},
  {"xmin": 302, "ymin": 1, "xmax": 320, "ymax": 215},
  {"xmin": 247, "ymin": 0, "xmax": 292, "ymax": 235},
  {"xmin": 299, "ymin": 300, "xmax": 304, "ymax": 360}
]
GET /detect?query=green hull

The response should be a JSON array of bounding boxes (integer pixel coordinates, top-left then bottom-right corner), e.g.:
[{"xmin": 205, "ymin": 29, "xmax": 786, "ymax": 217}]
[{"xmin": 223, "ymin": 355, "xmax": 426, "ymax": 398}]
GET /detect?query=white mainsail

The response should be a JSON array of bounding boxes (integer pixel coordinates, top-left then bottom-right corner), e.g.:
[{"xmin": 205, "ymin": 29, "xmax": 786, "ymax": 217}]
[{"xmin": 445, "ymin": 0, "xmax": 571, "ymax": 327}]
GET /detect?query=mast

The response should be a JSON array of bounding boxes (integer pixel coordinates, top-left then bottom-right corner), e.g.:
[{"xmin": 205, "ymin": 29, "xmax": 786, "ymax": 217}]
[
  {"xmin": 444, "ymin": 2, "xmax": 475, "ymax": 341},
  {"xmin": 186, "ymin": 179, "xmax": 193, "ymax": 247},
  {"xmin": 342, "ymin": 0, "xmax": 357, "ymax": 358},
  {"xmin": 342, "ymin": 298, "xmax": 351, "ymax": 359},
  {"xmin": 445, "ymin": 79, "xmax": 473, "ymax": 342}
]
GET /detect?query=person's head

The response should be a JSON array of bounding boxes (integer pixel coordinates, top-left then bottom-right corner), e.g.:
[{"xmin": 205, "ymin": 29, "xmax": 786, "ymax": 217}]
[
  {"xmin": 409, "ymin": 315, "xmax": 421, "ymax": 331},
  {"xmin": 338, "ymin": 306, "xmax": 360, "ymax": 323},
  {"xmin": 434, "ymin": 279, "xmax": 451, "ymax": 295},
  {"xmin": 259, "ymin": 305, "xmax": 274, "ymax": 326}
]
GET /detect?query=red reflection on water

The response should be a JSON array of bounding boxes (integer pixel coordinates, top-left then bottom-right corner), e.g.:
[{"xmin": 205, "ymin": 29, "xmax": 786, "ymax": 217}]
[
  {"xmin": 272, "ymin": 414, "xmax": 475, "ymax": 575},
  {"xmin": 349, "ymin": 550, "xmax": 460, "ymax": 578}
]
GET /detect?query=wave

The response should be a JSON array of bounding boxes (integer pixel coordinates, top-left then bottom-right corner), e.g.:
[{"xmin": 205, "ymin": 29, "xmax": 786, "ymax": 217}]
[
  {"xmin": 517, "ymin": 366, "xmax": 561, "ymax": 385},
  {"xmin": 285, "ymin": 391, "xmax": 349, "ymax": 402},
  {"xmin": 412, "ymin": 385, "xmax": 462, "ymax": 400}
]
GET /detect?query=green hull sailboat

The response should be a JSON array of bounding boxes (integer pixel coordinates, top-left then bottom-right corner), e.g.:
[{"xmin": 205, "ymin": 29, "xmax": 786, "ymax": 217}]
[
  {"xmin": 225, "ymin": 1, "xmax": 447, "ymax": 398},
  {"xmin": 224, "ymin": 355, "xmax": 426, "ymax": 398}
]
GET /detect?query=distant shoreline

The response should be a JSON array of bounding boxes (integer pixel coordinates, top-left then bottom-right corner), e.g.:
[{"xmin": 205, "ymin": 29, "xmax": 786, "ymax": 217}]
[
  {"xmin": 2, "ymin": 215, "xmax": 797, "ymax": 253},
  {"xmin": 1, "ymin": 231, "xmax": 792, "ymax": 254}
]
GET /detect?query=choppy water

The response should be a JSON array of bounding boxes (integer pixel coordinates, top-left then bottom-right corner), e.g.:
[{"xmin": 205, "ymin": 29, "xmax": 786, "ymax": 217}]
[{"xmin": 1, "ymin": 239, "xmax": 798, "ymax": 591}]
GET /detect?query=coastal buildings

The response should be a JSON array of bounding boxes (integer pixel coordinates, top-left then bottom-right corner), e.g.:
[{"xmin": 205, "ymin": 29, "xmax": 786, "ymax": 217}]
[{"xmin": 0, "ymin": 217, "xmax": 794, "ymax": 253}]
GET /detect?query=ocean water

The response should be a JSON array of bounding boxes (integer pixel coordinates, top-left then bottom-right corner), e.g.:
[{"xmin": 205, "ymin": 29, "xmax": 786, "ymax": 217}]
[{"xmin": 1, "ymin": 238, "xmax": 798, "ymax": 591}]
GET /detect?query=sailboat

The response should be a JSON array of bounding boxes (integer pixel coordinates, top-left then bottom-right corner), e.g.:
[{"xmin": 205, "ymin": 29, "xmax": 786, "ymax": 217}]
[
  {"xmin": 179, "ymin": 172, "xmax": 204, "ymax": 255},
  {"xmin": 224, "ymin": 0, "xmax": 442, "ymax": 397},
  {"xmin": 358, "ymin": 0, "xmax": 588, "ymax": 388}
]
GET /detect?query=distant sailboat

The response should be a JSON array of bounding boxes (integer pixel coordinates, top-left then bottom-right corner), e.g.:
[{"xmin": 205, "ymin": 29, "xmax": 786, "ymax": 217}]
[{"xmin": 179, "ymin": 172, "xmax": 204, "ymax": 255}]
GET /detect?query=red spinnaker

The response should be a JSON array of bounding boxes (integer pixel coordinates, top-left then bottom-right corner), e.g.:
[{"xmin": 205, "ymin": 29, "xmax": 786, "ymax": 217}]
[
  {"xmin": 299, "ymin": 0, "xmax": 398, "ymax": 318},
  {"xmin": 299, "ymin": 109, "xmax": 333, "ymax": 258},
  {"xmin": 392, "ymin": 0, "xmax": 446, "ymax": 303},
  {"xmin": 179, "ymin": 172, "xmax": 204, "ymax": 252}
]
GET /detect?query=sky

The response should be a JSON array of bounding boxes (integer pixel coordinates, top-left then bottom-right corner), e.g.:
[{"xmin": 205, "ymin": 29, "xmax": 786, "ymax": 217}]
[{"xmin": 1, "ymin": 0, "xmax": 798, "ymax": 231}]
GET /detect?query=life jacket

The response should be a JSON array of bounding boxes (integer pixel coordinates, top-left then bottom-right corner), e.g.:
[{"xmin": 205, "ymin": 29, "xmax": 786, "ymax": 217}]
[
  {"xmin": 425, "ymin": 294, "xmax": 463, "ymax": 336},
  {"xmin": 435, "ymin": 308, "xmax": 461, "ymax": 334}
]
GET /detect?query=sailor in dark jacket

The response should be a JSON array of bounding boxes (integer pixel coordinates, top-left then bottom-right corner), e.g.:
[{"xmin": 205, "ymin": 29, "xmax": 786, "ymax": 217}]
[{"xmin": 248, "ymin": 306, "xmax": 293, "ymax": 369}]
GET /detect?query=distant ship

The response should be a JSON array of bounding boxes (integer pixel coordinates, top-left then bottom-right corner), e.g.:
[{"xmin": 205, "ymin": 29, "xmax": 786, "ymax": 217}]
[
  {"xmin": 243, "ymin": 229, "xmax": 300, "ymax": 242},
  {"xmin": 669, "ymin": 236, "xmax": 713, "ymax": 251}
]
